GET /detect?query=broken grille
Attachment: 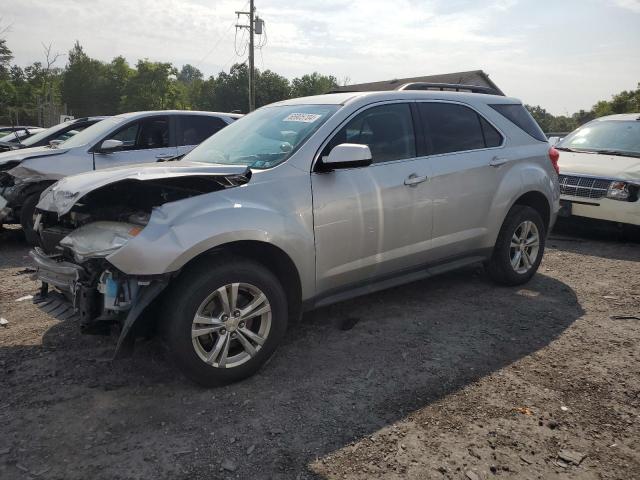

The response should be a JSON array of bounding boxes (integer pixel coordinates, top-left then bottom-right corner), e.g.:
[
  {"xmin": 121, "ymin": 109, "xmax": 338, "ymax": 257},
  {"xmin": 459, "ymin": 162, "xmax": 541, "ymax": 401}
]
[{"xmin": 559, "ymin": 174, "xmax": 612, "ymax": 200}]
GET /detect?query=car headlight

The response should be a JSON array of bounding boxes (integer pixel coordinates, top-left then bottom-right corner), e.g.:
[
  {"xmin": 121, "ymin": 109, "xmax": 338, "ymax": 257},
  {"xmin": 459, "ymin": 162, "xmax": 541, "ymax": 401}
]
[
  {"xmin": 606, "ymin": 181, "xmax": 631, "ymax": 201},
  {"xmin": 60, "ymin": 221, "xmax": 143, "ymax": 261}
]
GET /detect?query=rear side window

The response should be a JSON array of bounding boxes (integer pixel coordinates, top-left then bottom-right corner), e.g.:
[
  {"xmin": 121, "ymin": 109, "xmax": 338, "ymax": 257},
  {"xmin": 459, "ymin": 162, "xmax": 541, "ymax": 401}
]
[
  {"xmin": 178, "ymin": 115, "xmax": 228, "ymax": 146},
  {"xmin": 418, "ymin": 103, "xmax": 501, "ymax": 154},
  {"xmin": 322, "ymin": 103, "xmax": 416, "ymax": 163},
  {"xmin": 490, "ymin": 104, "xmax": 546, "ymax": 142},
  {"xmin": 480, "ymin": 117, "xmax": 503, "ymax": 147}
]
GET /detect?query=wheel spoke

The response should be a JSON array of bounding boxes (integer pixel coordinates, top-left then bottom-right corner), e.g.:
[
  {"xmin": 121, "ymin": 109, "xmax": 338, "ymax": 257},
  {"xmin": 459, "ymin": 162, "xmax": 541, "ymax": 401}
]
[
  {"xmin": 240, "ymin": 293, "xmax": 270, "ymax": 320},
  {"xmin": 525, "ymin": 234, "xmax": 539, "ymax": 246},
  {"xmin": 511, "ymin": 233, "xmax": 520, "ymax": 245},
  {"xmin": 522, "ymin": 250, "xmax": 532, "ymax": 268},
  {"xmin": 192, "ymin": 325, "xmax": 224, "ymax": 338},
  {"xmin": 206, "ymin": 332, "xmax": 229, "ymax": 365},
  {"xmin": 229, "ymin": 283, "xmax": 239, "ymax": 311},
  {"xmin": 236, "ymin": 330, "xmax": 257, "ymax": 356},
  {"xmin": 218, "ymin": 334, "xmax": 231, "ymax": 367},
  {"xmin": 193, "ymin": 314, "xmax": 223, "ymax": 325},
  {"xmin": 217, "ymin": 286, "xmax": 231, "ymax": 315},
  {"xmin": 239, "ymin": 327, "xmax": 265, "ymax": 346},
  {"xmin": 520, "ymin": 221, "xmax": 531, "ymax": 241},
  {"xmin": 511, "ymin": 250, "xmax": 522, "ymax": 269}
]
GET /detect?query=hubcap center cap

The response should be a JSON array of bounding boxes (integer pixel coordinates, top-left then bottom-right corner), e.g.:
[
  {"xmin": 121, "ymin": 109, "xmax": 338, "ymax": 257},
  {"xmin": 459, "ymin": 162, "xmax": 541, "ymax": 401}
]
[{"xmin": 225, "ymin": 318, "xmax": 241, "ymax": 332}]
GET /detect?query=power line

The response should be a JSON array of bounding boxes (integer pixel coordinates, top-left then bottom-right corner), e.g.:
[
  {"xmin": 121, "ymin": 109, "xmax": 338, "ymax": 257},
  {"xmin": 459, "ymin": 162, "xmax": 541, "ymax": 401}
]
[{"xmin": 195, "ymin": 0, "xmax": 248, "ymax": 68}]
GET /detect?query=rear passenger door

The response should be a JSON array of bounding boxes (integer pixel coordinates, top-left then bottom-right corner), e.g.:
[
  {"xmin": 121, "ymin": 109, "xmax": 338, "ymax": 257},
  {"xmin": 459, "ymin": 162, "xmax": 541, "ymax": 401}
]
[
  {"xmin": 93, "ymin": 115, "xmax": 177, "ymax": 168},
  {"xmin": 417, "ymin": 101, "xmax": 505, "ymax": 260},
  {"xmin": 176, "ymin": 115, "xmax": 229, "ymax": 157}
]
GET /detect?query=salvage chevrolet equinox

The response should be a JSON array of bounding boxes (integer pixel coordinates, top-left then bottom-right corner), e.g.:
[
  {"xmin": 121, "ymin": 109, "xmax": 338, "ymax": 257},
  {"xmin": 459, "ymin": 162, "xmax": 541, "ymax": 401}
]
[{"xmin": 30, "ymin": 89, "xmax": 560, "ymax": 386}]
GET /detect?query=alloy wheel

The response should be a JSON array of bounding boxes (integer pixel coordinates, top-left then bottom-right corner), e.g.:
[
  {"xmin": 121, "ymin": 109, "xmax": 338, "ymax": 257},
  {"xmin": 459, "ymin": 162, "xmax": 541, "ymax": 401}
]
[
  {"xmin": 191, "ymin": 283, "xmax": 272, "ymax": 368},
  {"xmin": 509, "ymin": 220, "xmax": 540, "ymax": 274}
]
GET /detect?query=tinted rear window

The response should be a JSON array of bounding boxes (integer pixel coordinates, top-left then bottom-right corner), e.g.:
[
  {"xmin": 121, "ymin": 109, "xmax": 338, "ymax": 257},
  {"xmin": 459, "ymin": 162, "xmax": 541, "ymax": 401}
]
[
  {"xmin": 418, "ymin": 103, "xmax": 503, "ymax": 155},
  {"xmin": 178, "ymin": 115, "xmax": 228, "ymax": 146},
  {"xmin": 490, "ymin": 104, "xmax": 546, "ymax": 142}
]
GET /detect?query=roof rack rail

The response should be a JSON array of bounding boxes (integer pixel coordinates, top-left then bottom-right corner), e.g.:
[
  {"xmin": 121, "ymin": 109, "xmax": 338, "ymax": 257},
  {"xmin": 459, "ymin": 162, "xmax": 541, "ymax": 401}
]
[{"xmin": 396, "ymin": 82, "xmax": 504, "ymax": 96}]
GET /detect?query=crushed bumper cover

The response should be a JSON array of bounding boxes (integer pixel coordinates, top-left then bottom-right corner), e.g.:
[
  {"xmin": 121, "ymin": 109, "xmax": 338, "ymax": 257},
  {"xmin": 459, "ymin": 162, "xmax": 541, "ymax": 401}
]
[
  {"xmin": 30, "ymin": 248, "xmax": 170, "ymax": 358},
  {"xmin": 29, "ymin": 248, "xmax": 84, "ymax": 291}
]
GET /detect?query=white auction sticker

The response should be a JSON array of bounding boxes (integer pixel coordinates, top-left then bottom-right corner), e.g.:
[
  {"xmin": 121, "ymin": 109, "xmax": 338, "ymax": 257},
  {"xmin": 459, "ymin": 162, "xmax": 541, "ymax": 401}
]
[{"xmin": 283, "ymin": 113, "xmax": 322, "ymax": 123}]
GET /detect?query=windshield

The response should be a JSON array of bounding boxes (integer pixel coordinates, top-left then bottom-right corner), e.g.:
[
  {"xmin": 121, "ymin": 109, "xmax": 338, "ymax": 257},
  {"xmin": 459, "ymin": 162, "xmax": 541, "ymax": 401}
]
[
  {"xmin": 185, "ymin": 104, "xmax": 339, "ymax": 169},
  {"xmin": 59, "ymin": 117, "xmax": 126, "ymax": 149},
  {"xmin": 17, "ymin": 122, "xmax": 70, "ymax": 147},
  {"xmin": 558, "ymin": 120, "xmax": 640, "ymax": 156},
  {"xmin": 0, "ymin": 132, "xmax": 22, "ymax": 143}
]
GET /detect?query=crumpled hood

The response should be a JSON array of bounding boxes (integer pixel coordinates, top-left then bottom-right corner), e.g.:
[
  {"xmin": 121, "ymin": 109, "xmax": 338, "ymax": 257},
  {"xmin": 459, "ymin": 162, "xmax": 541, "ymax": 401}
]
[
  {"xmin": 558, "ymin": 151, "xmax": 640, "ymax": 183},
  {"xmin": 37, "ymin": 161, "xmax": 252, "ymax": 216},
  {"xmin": 0, "ymin": 145, "xmax": 68, "ymax": 167}
]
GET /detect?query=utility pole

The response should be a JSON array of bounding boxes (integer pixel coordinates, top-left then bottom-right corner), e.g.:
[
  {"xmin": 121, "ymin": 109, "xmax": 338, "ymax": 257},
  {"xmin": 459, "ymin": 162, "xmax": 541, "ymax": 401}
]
[{"xmin": 236, "ymin": 1, "xmax": 260, "ymax": 112}]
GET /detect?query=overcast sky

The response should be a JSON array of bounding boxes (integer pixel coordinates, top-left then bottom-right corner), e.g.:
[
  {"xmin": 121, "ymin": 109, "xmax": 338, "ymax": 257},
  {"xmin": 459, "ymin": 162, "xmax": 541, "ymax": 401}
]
[{"xmin": 3, "ymin": 0, "xmax": 639, "ymax": 114}]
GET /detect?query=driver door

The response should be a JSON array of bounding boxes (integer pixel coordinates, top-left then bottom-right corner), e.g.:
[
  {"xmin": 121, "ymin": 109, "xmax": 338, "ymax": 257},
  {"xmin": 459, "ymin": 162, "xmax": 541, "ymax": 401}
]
[
  {"xmin": 93, "ymin": 115, "xmax": 177, "ymax": 168},
  {"xmin": 311, "ymin": 102, "xmax": 434, "ymax": 295}
]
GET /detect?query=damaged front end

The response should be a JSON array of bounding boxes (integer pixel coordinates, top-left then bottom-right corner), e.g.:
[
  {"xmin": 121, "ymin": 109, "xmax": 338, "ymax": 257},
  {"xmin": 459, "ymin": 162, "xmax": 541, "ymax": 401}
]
[
  {"xmin": 0, "ymin": 161, "xmax": 20, "ymax": 222},
  {"xmin": 31, "ymin": 163, "xmax": 252, "ymax": 357}
]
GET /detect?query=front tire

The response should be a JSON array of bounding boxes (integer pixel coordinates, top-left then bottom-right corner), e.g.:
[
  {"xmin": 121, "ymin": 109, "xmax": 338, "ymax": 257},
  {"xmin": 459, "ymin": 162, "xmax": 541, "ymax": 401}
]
[
  {"xmin": 161, "ymin": 256, "xmax": 288, "ymax": 387},
  {"xmin": 486, "ymin": 205, "xmax": 546, "ymax": 286}
]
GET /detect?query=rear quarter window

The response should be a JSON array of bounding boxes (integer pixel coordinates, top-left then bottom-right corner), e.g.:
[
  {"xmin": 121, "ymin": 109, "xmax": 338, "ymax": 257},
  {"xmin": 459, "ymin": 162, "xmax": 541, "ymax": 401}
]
[{"xmin": 490, "ymin": 104, "xmax": 547, "ymax": 142}]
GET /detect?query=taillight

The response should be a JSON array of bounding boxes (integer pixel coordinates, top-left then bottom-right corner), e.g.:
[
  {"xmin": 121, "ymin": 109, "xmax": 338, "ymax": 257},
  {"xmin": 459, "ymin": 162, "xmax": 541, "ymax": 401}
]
[{"xmin": 548, "ymin": 147, "xmax": 560, "ymax": 175}]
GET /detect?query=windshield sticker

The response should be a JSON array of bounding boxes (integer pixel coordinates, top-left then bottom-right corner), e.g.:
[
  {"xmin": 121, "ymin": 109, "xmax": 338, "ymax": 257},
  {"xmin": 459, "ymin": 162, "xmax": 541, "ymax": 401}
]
[{"xmin": 283, "ymin": 113, "xmax": 322, "ymax": 123}]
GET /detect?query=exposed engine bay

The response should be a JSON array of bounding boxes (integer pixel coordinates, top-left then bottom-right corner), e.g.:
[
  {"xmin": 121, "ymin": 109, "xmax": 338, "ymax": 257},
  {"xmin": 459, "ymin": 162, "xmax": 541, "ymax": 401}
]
[{"xmin": 31, "ymin": 167, "xmax": 252, "ymax": 355}]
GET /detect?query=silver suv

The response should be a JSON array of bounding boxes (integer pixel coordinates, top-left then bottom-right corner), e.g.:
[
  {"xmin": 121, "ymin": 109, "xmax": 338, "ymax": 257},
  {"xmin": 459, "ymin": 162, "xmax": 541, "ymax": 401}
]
[{"xmin": 30, "ymin": 90, "xmax": 560, "ymax": 386}]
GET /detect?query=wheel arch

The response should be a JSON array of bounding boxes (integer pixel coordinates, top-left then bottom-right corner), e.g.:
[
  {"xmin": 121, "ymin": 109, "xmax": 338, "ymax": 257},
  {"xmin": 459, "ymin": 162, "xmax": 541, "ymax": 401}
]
[
  {"xmin": 180, "ymin": 240, "xmax": 304, "ymax": 324},
  {"xmin": 512, "ymin": 190, "xmax": 551, "ymax": 233}
]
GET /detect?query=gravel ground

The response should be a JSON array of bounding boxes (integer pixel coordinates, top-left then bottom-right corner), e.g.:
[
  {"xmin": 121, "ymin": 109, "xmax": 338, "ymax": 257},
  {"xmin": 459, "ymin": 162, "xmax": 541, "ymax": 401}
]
[{"xmin": 0, "ymin": 219, "xmax": 638, "ymax": 480}]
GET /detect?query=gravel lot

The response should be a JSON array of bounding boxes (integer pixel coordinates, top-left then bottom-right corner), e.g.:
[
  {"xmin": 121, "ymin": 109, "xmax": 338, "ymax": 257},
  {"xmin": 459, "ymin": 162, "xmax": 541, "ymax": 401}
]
[{"xmin": 1, "ymin": 220, "xmax": 639, "ymax": 480}]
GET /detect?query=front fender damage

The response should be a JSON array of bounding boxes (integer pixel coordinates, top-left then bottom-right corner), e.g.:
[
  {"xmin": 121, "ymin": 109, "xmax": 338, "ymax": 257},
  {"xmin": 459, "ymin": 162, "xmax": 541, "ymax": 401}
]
[{"xmin": 31, "ymin": 164, "xmax": 253, "ymax": 358}]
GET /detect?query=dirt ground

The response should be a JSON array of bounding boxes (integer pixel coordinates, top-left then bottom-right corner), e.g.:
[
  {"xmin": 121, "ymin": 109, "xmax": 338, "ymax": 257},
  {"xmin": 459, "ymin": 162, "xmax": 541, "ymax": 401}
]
[{"xmin": 0, "ymin": 219, "xmax": 638, "ymax": 480}]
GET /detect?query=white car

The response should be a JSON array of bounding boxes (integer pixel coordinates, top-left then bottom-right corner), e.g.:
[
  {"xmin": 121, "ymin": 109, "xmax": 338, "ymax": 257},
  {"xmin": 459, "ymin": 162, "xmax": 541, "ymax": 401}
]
[
  {"xmin": 0, "ymin": 110, "xmax": 240, "ymax": 243},
  {"xmin": 555, "ymin": 113, "xmax": 639, "ymax": 227}
]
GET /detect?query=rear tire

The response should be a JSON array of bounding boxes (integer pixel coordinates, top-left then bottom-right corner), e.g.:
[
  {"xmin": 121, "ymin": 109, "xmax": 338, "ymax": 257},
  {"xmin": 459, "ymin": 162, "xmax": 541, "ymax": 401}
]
[
  {"xmin": 20, "ymin": 193, "xmax": 41, "ymax": 246},
  {"xmin": 161, "ymin": 256, "xmax": 288, "ymax": 387},
  {"xmin": 486, "ymin": 205, "xmax": 546, "ymax": 286}
]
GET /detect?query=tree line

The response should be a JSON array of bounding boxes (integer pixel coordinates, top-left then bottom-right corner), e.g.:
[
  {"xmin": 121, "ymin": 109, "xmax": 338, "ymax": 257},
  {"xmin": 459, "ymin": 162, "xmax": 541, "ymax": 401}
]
[
  {"xmin": 525, "ymin": 84, "xmax": 640, "ymax": 133},
  {"xmin": 0, "ymin": 40, "xmax": 339, "ymax": 125},
  {"xmin": 1, "ymin": 36, "xmax": 638, "ymax": 131}
]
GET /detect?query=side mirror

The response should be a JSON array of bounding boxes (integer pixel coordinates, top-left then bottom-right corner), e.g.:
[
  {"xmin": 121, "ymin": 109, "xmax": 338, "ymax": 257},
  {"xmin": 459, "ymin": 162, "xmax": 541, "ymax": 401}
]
[
  {"xmin": 49, "ymin": 139, "xmax": 64, "ymax": 148},
  {"xmin": 98, "ymin": 139, "xmax": 124, "ymax": 153},
  {"xmin": 323, "ymin": 143, "xmax": 372, "ymax": 170},
  {"xmin": 548, "ymin": 136, "xmax": 561, "ymax": 146}
]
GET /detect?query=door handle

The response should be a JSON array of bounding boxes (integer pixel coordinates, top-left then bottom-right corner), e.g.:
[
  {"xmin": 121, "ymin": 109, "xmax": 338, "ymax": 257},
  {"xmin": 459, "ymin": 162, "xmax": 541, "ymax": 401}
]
[
  {"xmin": 489, "ymin": 156, "xmax": 509, "ymax": 167},
  {"xmin": 404, "ymin": 174, "xmax": 428, "ymax": 186},
  {"xmin": 155, "ymin": 154, "xmax": 175, "ymax": 159}
]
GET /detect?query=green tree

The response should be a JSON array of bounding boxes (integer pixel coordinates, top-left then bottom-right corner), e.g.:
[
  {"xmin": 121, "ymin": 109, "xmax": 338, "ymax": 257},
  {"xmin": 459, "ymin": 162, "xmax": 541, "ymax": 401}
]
[
  {"xmin": 62, "ymin": 42, "xmax": 108, "ymax": 116},
  {"xmin": 121, "ymin": 60, "xmax": 178, "ymax": 111},
  {"xmin": 256, "ymin": 70, "xmax": 290, "ymax": 107},
  {"xmin": 290, "ymin": 72, "xmax": 338, "ymax": 98},
  {"xmin": 0, "ymin": 37, "xmax": 12, "ymax": 77},
  {"xmin": 99, "ymin": 56, "xmax": 133, "ymax": 114}
]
